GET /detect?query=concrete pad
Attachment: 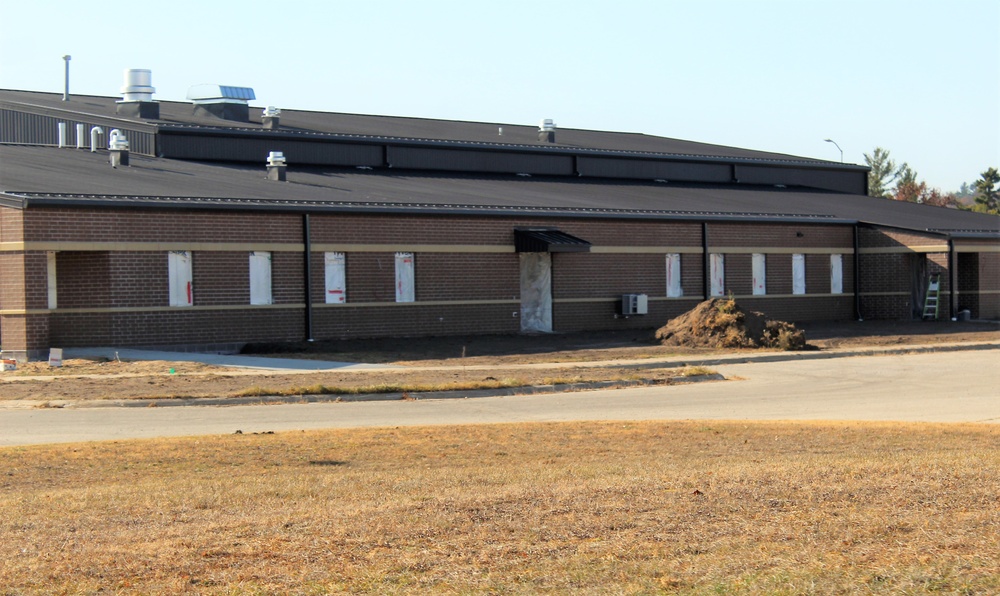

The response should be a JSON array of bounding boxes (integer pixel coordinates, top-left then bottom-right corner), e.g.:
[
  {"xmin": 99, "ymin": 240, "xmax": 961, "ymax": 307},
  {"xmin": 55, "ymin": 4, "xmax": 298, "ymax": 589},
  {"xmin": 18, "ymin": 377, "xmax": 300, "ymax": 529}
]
[{"xmin": 63, "ymin": 348, "xmax": 400, "ymax": 371}]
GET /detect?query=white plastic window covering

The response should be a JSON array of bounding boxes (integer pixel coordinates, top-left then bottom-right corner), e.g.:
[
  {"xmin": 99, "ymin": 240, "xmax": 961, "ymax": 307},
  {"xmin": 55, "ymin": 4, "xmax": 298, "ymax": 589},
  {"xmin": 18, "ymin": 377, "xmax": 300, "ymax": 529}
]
[
  {"xmin": 168, "ymin": 250, "xmax": 193, "ymax": 307},
  {"xmin": 752, "ymin": 253, "xmax": 766, "ymax": 296},
  {"xmin": 830, "ymin": 254, "xmax": 844, "ymax": 294},
  {"xmin": 47, "ymin": 251, "xmax": 58, "ymax": 309},
  {"xmin": 395, "ymin": 252, "xmax": 415, "ymax": 303},
  {"xmin": 249, "ymin": 251, "xmax": 273, "ymax": 305},
  {"xmin": 665, "ymin": 253, "xmax": 682, "ymax": 298},
  {"xmin": 792, "ymin": 253, "xmax": 806, "ymax": 295},
  {"xmin": 710, "ymin": 253, "xmax": 725, "ymax": 297},
  {"xmin": 324, "ymin": 252, "xmax": 346, "ymax": 304}
]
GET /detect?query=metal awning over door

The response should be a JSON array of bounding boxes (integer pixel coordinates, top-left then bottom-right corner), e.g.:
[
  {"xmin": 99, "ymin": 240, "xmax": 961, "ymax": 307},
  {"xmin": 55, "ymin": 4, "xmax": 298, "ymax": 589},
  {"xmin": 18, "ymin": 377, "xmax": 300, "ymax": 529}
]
[{"xmin": 514, "ymin": 229, "xmax": 591, "ymax": 253}]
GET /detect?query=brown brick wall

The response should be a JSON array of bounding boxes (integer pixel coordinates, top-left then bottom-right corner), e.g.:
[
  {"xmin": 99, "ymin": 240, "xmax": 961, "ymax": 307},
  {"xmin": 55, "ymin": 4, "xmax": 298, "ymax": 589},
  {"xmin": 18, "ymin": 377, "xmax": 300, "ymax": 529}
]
[
  {"xmin": 50, "ymin": 309, "xmax": 305, "ymax": 347},
  {"xmin": 193, "ymin": 252, "xmax": 250, "ymax": 306},
  {"xmin": 312, "ymin": 303, "xmax": 520, "ymax": 339},
  {"xmin": 10, "ymin": 205, "xmax": 954, "ymax": 354},
  {"xmin": 708, "ymin": 223, "xmax": 852, "ymax": 249},
  {"xmin": 56, "ymin": 252, "xmax": 112, "ymax": 308},
  {"xmin": 767, "ymin": 254, "xmax": 793, "ymax": 295},
  {"xmin": 858, "ymin": 227, "xmax": 946, "ymax": 249},
  {"xmin": 0, "ymin": 207, "xmax": 24, "ymax": 243},
  {"xmin": 24, "ymin": 208, "xmax": 302, "ymax": 243}
]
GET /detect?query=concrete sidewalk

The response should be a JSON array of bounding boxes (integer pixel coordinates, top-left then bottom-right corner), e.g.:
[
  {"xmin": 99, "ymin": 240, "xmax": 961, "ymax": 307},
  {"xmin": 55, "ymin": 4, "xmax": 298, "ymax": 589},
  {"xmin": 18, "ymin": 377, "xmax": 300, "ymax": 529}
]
[
  {"xmin": 63, "ymin": 347, "xmax": 401, "ymax": 372},
  {"xmin": 64, "ymin": 340, "xmax": 1000, "ymax": 375}
]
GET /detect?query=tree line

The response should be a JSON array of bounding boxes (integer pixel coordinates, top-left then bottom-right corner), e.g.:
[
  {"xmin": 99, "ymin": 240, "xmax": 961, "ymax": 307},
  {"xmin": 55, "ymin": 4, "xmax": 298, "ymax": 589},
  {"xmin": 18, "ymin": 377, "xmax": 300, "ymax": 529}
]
[{"xmin": 864, "ymin": 147, "xmax": 998, "ymax": 215}]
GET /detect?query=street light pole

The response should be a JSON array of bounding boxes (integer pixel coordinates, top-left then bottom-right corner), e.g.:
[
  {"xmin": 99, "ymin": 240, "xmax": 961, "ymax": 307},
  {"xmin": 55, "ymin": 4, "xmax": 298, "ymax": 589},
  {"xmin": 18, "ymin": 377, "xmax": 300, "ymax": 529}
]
[{"xmin": 824, "ymin": 138, "xmax": 843, "ymax": 162}]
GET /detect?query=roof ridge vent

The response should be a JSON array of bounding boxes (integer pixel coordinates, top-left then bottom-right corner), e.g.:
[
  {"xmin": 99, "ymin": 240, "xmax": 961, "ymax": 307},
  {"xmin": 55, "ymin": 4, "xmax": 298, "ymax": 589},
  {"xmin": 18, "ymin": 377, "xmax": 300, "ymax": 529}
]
[{"xmin": 187, "ymin": 84, "xmax": 256, "ymax": 122}]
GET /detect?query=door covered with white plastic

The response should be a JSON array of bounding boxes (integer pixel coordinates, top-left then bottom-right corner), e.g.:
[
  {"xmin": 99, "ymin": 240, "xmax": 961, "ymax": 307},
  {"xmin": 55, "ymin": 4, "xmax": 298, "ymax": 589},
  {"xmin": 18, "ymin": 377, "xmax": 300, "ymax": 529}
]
[{"xmin": 519, "ymin": 253, "xmax": 552, "ymax": 333}]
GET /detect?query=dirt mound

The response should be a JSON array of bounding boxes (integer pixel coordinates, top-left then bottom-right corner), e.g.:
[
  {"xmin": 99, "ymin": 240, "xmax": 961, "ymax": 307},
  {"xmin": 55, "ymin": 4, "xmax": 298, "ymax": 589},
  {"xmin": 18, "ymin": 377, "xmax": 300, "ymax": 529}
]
[{"xmin": 655, "ymin": 299, "xmax": 807, "ymax": 350}]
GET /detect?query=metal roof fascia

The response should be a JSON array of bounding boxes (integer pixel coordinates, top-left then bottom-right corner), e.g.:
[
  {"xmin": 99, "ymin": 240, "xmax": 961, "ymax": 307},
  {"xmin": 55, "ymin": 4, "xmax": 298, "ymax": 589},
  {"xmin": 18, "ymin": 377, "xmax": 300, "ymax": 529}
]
[
  {"xmin": 0, "ymin": 100, "xmax": 160, "ymax": 131},
  {"xmin": 153, "ymin": 124, "xmax": 869, "ymax": 172},
  {"xmin": 0, "ymin": 192, "xmax": 27, "ymax": 209},
  {"xmin": 14, "ymin": 195, "xmax": 859, "ymax": 224}
]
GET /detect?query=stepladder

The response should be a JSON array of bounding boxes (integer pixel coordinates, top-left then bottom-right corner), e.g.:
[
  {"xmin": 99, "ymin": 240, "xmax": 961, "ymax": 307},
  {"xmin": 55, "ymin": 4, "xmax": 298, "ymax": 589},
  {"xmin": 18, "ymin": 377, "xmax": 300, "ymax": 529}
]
[{"xmin": 922, "ymin": 273, "xmax": 941, "ymax": 320}]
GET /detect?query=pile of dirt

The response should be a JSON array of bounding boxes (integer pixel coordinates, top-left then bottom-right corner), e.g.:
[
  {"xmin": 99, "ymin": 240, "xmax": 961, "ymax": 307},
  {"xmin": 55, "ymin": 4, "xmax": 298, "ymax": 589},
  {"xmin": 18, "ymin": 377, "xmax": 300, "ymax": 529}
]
[{"xmin": 655, "ymin": 298, "xmax": 807, "ymax": 350}]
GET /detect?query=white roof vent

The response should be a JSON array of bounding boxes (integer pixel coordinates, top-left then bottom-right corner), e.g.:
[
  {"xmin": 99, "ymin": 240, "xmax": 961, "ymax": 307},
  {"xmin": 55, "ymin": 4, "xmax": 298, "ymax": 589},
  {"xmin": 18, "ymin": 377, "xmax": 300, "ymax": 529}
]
[
  {"xmin": 120, "ymin": 69, "xmax": 155, "ymax": 102},
  {"xmin": 538, "ymin": 119, "xmax": 557, "ymax": 143},
  {"xmin": 267, "ymin": 151, "xmax": 286, "ymax": 166},
  {"xmin": 263, "ymin": 106, "xmax": 281, "ymax": 117}
]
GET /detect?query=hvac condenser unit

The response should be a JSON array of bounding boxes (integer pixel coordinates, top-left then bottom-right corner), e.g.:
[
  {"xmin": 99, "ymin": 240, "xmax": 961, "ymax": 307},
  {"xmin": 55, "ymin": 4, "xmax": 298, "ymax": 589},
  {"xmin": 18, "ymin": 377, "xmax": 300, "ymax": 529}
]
[{"xmin": 621, "ymin": 294, "xmax": 648, "ymax": 315}]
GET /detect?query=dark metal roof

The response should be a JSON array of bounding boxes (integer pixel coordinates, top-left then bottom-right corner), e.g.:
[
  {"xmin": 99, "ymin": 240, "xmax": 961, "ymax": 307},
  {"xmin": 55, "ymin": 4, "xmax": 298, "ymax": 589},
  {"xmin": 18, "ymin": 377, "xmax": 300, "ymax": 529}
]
[
  {"xmin": 515, "ymin": 229, "xmax": 592, "ymax": 252},
  {"xmin": 0, "ymin": 89, "xmax": 863, "ymax": 168},
  {"xmin": 2, "ymin": 145, "xmax": 997, "ymax": 237}
]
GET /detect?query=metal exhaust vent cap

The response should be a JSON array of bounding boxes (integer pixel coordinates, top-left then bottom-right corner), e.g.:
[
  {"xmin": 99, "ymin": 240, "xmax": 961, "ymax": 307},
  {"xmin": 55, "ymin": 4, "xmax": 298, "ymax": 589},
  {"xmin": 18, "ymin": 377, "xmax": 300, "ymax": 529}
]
[
  {"xmin": 120, "ymin": 69, "xmax": 155, "ymax": 102},
  {"xmin": 539, "ymin": 119, "xmax": 556, "ymax": 132}
]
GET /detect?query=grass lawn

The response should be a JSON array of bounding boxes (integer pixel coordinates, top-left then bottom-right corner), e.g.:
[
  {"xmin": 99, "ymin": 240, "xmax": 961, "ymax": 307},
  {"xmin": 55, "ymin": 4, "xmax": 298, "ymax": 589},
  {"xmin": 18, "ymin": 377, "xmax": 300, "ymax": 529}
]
[{"xmin": 2, "ymin": 421, "xmax": 998, "ymax": 594}]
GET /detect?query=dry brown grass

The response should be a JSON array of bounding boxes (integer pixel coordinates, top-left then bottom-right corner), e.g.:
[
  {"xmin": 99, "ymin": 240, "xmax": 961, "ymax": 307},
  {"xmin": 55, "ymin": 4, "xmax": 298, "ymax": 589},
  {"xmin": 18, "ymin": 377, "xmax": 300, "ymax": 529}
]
[{"xmin": 2, "ymin": 421, "xmax": 999, "ymax": 594}]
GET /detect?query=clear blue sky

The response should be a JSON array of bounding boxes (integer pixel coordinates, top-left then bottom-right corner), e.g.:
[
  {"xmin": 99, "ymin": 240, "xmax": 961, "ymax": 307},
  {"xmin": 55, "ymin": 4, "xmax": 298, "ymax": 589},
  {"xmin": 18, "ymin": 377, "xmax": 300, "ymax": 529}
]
[{"xmin": 1, "ymin": 0, "xmax": 997, "ymax": 192}]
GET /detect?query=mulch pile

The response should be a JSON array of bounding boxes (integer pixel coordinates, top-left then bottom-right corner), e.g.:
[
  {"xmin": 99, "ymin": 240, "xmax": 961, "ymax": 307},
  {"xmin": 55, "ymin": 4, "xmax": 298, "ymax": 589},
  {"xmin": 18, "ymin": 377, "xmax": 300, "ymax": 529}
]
[{"xmin": 655, "ymin": 298, "xmax": 807, "ymax": 350}]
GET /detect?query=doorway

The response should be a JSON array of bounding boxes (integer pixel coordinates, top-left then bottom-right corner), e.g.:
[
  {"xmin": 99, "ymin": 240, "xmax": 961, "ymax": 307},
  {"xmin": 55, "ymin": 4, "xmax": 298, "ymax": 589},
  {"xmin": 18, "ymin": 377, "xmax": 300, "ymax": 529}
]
[{"xmin": 519, "ymin": 252, "xmax": 552, "ymax": 333}]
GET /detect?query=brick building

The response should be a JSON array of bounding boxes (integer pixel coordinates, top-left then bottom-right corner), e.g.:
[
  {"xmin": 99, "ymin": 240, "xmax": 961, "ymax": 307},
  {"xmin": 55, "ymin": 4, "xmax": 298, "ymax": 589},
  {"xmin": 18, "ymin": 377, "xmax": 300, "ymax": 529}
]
[{"xmin": 1, "ymin": 83, "xmax": 998, "ymax": 361}]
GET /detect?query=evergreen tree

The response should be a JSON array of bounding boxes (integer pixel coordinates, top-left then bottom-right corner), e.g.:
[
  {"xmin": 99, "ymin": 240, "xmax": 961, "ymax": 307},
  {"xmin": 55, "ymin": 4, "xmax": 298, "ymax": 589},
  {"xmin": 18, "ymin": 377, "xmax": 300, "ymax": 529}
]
[
  {"xmin": 971, "ymin": 167, "xmax": 1000, "ymax": 215},
  {"xmin": 864, "ymin": 147, "xmax": 907, "ymax": 198}
]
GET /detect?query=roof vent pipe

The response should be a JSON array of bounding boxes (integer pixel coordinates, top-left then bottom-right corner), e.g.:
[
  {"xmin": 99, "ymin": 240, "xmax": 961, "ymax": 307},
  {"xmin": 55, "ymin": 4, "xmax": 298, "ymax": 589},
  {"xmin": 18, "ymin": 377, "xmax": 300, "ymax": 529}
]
[
  {"xmin": 266, "ymin": 151, "xmax": 287, "ymax": 181},
  {"xmin": 57, "ymin": 122, "xmax": 67, "ymax": 148},
  {"xmin": 108, "ymin": 129, "xmax": 130, "ymax": 168},
  {"xmin": 262, "ymin": 106, "xmax": 281, "ymax": 130},
  {"xmin": 62, "ymin": 55, "xmax": 71, "ymax": 101},
  {"xmin": 75, "ymin": 124, "xmax": 85, "ymax": 149},
  {"xmin": 538, "ymin": 118, "xmax": 556, "ymax": 143},
  {"xmin": 90, "ymin": 126, "xmax": 104, "ymax": 152}
]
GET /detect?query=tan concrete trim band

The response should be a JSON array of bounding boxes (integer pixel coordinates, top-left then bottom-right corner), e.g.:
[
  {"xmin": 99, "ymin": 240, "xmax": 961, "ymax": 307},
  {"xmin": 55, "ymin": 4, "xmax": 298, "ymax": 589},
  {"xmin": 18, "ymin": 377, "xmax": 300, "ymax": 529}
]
[
  {"xmin": 0, "ymin": 242, "xmax": 305, "ymax": 253},
  {"xmin": 589, "ymin": 246, "xmax": 703, "ymax": 254},
  {"xmin": 553, "ymin": 294, "xmax": 850, "ymax": 304},
  {"xmin": 954, "ymin": 245, "xmax": 1000, "ymax": 253},
  {"xmin": 858, "ymin": 245, "xmax": 949, "ymax": 254},
  {"xmin": 314, "ymin": 299, "xmax": 520, "ymax": 307},
  {"xmin": 2, "ymin": 299, "xmax": 523, "ymax": 316},
  {"xmin": 708, "ymin": 247, "xmax": 854, "ymax": 255},
  {"xmin": 859, "ymin": 292, "xmax": 910, "ymax": 297},
  {"xmin": 311, "ymin": 244, "xmax": 516, "ymax": 253},
  {"xmin": 0, "ymin": 242, "xmax": 870, "ymax": 256}
]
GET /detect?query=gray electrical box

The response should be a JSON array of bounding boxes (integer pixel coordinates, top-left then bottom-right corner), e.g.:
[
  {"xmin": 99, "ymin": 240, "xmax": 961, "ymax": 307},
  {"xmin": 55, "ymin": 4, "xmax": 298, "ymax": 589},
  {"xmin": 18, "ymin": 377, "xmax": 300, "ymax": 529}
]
[{"xmin": 621, "ymin": 293, "xmax": 648, "ymax": 315}]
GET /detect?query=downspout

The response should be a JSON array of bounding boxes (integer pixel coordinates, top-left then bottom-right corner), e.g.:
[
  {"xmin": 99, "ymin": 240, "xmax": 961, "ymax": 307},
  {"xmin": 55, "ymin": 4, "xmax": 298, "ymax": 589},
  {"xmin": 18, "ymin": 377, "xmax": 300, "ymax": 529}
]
[
  {"xmin": 947, "ymin": 237, "xmax": 956, "ymax": 320},
  {"xmin": 701, "ymin": 222, "xmax": 710, "ymax": 299},
  {"xmin": 853, "ymin": 224, "xmax": 862, "ymax": 320},
  {"xmin": 303, "ymin": 214, "xmax": 314, "ymax": 341}
]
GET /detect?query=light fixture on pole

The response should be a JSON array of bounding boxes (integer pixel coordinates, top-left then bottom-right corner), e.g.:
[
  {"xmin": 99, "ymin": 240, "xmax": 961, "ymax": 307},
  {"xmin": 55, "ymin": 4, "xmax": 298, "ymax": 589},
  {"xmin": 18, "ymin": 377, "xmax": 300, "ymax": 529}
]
[{"xmin": 824, "ymin": 138, "xmax": 843, "ymax": 162}]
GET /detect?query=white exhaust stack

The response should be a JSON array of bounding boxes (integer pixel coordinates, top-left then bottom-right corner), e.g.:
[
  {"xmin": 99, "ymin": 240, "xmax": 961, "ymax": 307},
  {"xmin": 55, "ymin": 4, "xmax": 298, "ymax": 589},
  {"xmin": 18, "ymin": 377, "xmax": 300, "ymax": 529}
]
[
  {"xmin": 262, "ymin": 106, "xmax": 281, "ymax": 130},
  {"xmin": 116, "ymin": 69, "xmax": 160, "ymax": 119},
  {"xmin": 538, "ymin": 118, "xmax": 556, "ymax": 143},
  {"xmin": 266, "ymin": 151, "xmax": 287, "ymax": 181},
  {"xmin": 108, "ymin": 129, "xmax": 130, "ymax": 168}
]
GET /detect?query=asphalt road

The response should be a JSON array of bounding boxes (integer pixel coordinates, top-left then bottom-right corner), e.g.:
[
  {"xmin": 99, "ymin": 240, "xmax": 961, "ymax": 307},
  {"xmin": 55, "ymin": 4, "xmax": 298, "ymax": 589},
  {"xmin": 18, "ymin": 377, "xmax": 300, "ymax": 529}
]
[{"xmin": 1, "ymin": 349, "xmax": 997, "ymax": 447}]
